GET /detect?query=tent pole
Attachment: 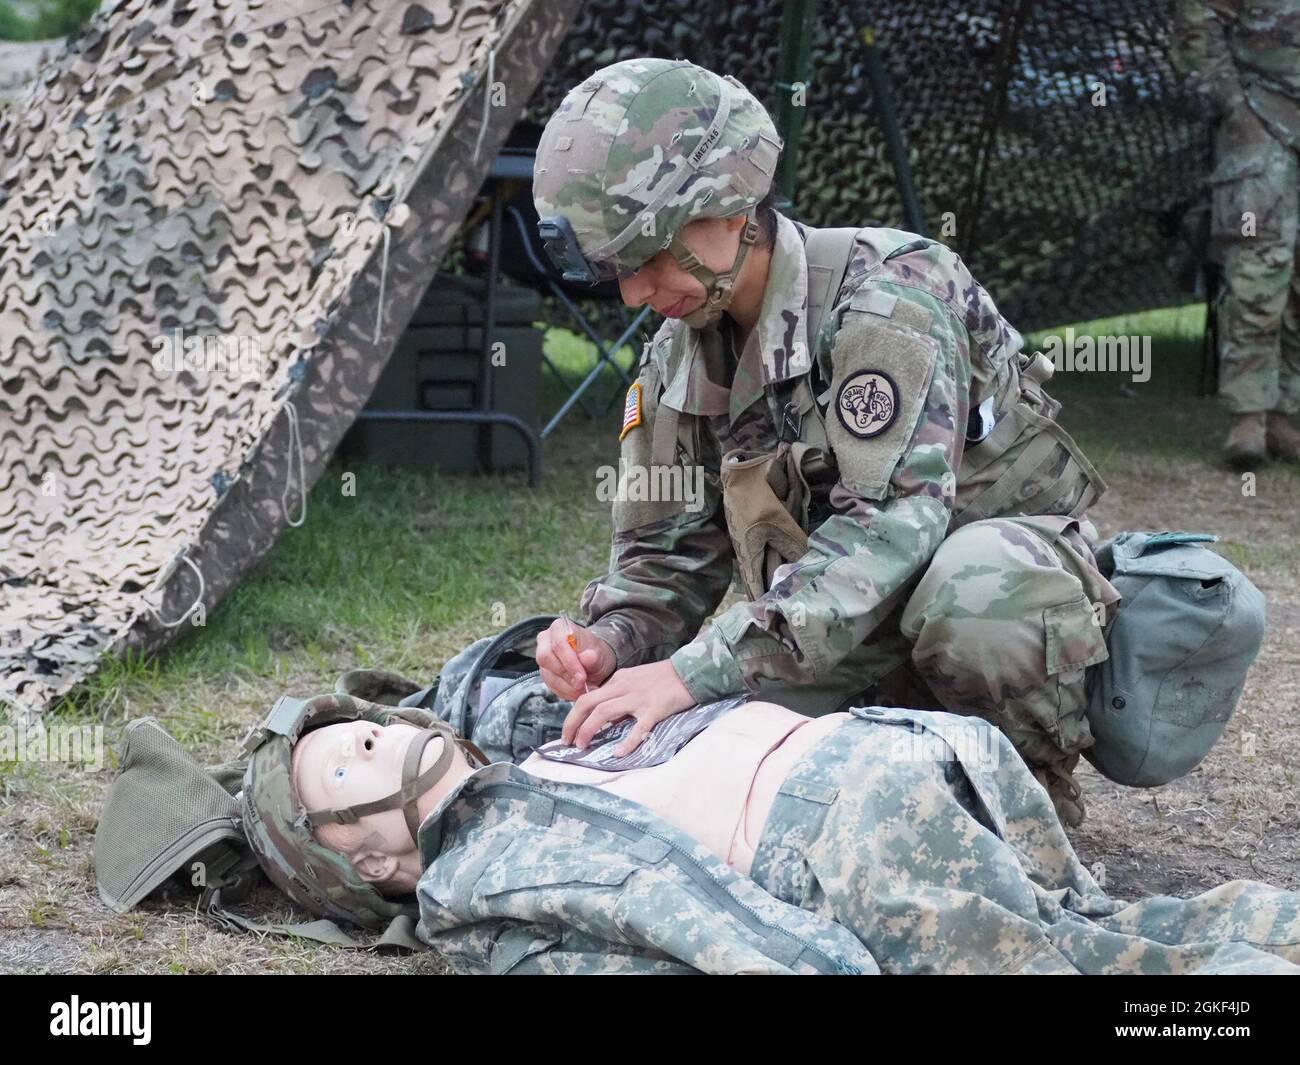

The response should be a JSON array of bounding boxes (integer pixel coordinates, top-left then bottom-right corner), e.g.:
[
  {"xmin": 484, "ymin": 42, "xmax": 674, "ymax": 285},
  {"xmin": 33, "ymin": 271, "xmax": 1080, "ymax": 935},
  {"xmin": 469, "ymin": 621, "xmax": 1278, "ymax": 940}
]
[
  {"xmin": 861, "ymin": 24, "xmax": 927, "ymax": 236},
  {"xmin": 772, "ymin": 0, "xmax": 817, "ymax": 214}
]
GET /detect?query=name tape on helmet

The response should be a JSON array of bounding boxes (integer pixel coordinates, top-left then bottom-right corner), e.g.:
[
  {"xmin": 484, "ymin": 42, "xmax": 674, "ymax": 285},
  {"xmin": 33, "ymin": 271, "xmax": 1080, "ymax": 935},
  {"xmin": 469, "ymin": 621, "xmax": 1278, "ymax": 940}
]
[
  {"xmin": 687, "ymin": 125, "xmax": 723, "ymax": 168},
  {"xmin": 587, "ymin": 71, "xmax": 732, "ymax": 263}
]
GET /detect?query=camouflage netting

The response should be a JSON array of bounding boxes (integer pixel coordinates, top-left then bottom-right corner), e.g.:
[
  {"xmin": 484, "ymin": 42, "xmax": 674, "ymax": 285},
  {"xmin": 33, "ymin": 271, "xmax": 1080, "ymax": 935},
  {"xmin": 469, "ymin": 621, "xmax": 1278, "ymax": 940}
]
[
  {"xmin": 0, "ymin": 0, "xmax": 579, "ymax": 716},
  {"xmin": 520, "ymin": 0, "xmax": 1211, "ymax": 333},
  {"xmin": 0, "ymin": 40, "xmax": 67, "ymax": 103},
  {"xmin": 2, "ymin": 0, "xmax": 1210, "ymax": 714}
]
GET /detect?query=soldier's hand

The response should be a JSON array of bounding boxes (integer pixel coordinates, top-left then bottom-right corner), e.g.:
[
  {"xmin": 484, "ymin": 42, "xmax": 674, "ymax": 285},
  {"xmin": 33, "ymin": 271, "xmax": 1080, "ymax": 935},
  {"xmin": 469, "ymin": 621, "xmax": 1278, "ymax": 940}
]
[
  {"xmin": 537, "ymin": 618, "xmax": 616, "ymax": 701},
  {"xmin": 562, "ymin": 659, "xmax": 695, "ymax": 757}
]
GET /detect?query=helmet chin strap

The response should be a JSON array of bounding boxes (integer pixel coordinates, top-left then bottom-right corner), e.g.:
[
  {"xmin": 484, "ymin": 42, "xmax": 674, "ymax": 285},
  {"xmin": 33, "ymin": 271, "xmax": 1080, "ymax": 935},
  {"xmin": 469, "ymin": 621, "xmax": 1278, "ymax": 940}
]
[
  {"xmin": 668, "ymin": 206, "xmax": 760, "ymax": 330},
  {"xmin": 305, "ymin": 722, "xmax": 489, "ymax": 848}
]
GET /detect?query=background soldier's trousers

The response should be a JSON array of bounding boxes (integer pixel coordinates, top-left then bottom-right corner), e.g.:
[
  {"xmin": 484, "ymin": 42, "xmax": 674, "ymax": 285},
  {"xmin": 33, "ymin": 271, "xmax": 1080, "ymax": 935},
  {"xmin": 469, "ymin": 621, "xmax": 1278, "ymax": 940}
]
[{"xmin": 1210, "ymin": 100, "xmax": 1300, "ymax": 415}]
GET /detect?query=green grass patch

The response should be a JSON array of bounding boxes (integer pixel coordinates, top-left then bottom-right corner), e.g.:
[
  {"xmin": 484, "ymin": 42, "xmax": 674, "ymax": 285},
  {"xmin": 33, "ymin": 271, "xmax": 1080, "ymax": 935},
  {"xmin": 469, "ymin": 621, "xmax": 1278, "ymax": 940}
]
[{"xmin": 1024, "ymin": 303, "xmax": 1222, "ymax": 464}]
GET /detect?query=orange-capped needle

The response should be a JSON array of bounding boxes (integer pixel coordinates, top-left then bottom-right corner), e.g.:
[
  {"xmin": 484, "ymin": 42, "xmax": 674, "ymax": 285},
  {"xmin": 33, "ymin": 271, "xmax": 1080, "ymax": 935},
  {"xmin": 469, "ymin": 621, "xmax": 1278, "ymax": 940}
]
[{"xmin": 560, "ymin": 612, "xmax": 590, "ymax": 694}]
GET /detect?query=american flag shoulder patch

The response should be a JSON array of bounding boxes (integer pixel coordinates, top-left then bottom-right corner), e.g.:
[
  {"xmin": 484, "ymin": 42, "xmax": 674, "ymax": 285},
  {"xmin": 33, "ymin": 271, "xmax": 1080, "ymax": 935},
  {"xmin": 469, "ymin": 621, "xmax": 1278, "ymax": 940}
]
[{"xmin": 619, "ymin": 382, "xmax": 642, "ymax": 440}]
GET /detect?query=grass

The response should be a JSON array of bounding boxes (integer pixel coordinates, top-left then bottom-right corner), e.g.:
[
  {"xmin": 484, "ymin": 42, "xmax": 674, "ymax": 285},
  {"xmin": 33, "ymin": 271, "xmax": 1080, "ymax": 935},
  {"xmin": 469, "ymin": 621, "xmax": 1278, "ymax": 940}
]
[
  {"xmin": 1024, "ymin": 303, "xmax": 1214, "ymax": 461},
  {"xmin": 5, "ymin": 301, "xmax": 1299, "ymax": 972},
  {"xmin": 0, "ymin": 0, "xmax": 99, "ymax": 41}
]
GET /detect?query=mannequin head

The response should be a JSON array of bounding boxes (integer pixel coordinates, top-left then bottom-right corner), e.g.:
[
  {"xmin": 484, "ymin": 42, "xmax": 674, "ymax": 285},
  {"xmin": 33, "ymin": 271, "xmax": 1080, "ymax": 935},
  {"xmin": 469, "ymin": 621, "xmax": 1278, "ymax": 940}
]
[{"xmin": 291, "ymin": 720, "xmax": 474, "ymax": 895}]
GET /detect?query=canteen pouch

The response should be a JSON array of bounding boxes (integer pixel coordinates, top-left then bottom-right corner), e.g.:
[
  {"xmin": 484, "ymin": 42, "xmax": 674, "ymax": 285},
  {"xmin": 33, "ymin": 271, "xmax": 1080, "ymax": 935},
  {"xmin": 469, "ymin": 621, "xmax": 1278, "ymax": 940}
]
[{"xmin": 1083, "ymin": 532, "xmax": 1266, "ymax": 787}]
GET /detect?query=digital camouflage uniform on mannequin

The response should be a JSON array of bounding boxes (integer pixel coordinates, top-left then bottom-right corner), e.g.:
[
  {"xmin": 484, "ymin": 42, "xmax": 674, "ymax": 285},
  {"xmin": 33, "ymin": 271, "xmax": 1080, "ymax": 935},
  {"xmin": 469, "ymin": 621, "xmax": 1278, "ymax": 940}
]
[
  {"xmin": 533, "ymin": 58, "xmax": 1117, "ymax": 825},
  {"xmin": 416, "ymin": 707, "xmax": 1300, "ymax": 974},
  {"xmin": 1174, "ymin": 0, "xmax": 1300, "ymax": 466}
]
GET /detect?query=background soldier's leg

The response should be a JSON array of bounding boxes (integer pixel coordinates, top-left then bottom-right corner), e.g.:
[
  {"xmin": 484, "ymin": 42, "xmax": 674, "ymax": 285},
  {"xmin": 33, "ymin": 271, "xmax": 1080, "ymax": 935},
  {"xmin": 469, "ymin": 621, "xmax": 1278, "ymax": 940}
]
[
  {"xmin": 1212, "ymin": 105, "xmax": 1295, "ymax": 448},
  {"xmin": 899, "ymin": 518, "xmax": 1110, "ymax": 824},
  {"xmin": 1269, "ymin": 144, "xmax": 1300, "ymax": 459}
]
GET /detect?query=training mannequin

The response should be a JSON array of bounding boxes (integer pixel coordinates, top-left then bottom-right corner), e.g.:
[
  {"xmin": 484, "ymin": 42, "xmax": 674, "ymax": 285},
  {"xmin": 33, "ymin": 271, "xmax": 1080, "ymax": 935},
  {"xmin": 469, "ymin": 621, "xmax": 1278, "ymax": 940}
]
[
  {"xmin": 293, "ymin": 702, "xmax": 850, "ymax": 889},
  {"xmin": 290, "ymin": 702, "xmax": 1300, "ymax": 974}
]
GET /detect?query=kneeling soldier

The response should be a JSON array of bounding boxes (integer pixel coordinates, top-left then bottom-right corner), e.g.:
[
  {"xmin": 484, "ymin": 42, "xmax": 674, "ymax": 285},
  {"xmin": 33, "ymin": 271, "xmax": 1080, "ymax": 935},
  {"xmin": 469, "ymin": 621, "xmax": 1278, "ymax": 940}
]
[{"xmin": 533, "ymin": 58, "xmax": 1115, "ymax": 826}]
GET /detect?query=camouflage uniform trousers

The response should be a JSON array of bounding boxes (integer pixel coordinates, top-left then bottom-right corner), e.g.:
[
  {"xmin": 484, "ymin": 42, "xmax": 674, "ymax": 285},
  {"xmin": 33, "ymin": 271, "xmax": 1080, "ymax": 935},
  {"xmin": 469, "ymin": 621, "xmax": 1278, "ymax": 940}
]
[
  {"xmin": 1210, "ymin": 99, "xmax": 1300, "ymax": 415},
  {"xmin": 750, "ymin": 707, "xmax": 1300, "ymax": 974},
  {"xmin": 859, "ymin": 513, "xmax": 1116, "ymax": 776}
]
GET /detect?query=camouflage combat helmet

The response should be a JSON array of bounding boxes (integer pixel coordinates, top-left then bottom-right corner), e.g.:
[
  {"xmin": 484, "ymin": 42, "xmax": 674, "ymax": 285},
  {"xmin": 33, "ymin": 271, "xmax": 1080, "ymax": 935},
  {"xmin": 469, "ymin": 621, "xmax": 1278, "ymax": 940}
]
[
  {"xmin": 533, "ymin": 57, "xmax": 783, "ymax": 328},
  {"xmin": 239, "ymin": 692, "xmax": 486, "ymax": 930}
]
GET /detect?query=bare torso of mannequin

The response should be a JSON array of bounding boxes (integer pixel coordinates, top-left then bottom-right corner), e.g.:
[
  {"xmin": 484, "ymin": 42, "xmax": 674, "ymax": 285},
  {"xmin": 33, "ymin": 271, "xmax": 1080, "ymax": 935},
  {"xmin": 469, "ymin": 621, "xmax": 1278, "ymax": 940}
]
[
  {"xmin": 292, "ymin": 702, "xmax": 848, "ymax": 895},
  {"xmin": 520, "ymin": 704, "xmax": 849, "ymax": 875}
]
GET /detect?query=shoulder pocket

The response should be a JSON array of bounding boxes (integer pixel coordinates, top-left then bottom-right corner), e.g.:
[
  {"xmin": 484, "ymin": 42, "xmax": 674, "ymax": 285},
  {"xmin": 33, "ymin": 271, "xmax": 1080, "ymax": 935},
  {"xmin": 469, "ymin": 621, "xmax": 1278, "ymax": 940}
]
[{"xmin": 824, "ymin": 305, "xmax": 938, "ymax": 499}]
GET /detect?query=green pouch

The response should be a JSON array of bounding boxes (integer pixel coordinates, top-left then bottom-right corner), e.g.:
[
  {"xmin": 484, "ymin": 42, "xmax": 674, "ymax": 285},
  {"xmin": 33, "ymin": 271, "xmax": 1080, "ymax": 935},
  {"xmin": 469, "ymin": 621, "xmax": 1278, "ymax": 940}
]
[
  {"xmin": 93, "ymin": 718, "xmax": 255, "ymax": 913},
  {"xmin": 1084, "ymin": 532, "xmax": 1266, "ymax": 787}
]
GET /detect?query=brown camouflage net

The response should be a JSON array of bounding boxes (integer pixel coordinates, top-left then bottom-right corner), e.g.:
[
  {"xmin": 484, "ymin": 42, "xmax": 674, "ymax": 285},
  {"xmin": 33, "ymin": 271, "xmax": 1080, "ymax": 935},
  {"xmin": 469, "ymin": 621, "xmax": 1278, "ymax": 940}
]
[{"xmin": 0, "ymin": 0, "xmax": 578, "ymax": 716}]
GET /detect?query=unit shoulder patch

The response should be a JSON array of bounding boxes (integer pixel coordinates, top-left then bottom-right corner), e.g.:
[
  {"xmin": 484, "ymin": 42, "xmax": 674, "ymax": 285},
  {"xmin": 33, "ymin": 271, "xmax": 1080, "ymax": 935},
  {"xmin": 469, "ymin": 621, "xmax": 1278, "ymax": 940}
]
[
  {"xmin": 620, "ymin": 382, "xmax": 642, "ymax": 440},
  {"xmin": 824, "ymin": 308, "xmax": 940, "ymax": 500},
  {"xmin": 835, "ymin": 369, "xmax": 899, "ymax": 439}
]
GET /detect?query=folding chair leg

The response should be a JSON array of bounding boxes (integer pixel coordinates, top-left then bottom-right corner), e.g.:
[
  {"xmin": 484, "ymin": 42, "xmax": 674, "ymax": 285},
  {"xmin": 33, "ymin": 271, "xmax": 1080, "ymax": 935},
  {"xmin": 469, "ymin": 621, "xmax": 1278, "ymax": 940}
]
[
  {"xmin": 540, "ymin": 282, "xmax": 617, "ymax": 418},
  {"xmin": 541, "ymin": 308, "xmax": 652, "ymax": 437}
]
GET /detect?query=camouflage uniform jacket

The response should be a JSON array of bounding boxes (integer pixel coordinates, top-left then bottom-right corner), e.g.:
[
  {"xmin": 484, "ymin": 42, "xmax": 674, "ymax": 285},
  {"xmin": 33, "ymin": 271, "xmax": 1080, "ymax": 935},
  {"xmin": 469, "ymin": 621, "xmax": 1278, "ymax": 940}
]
[
  {"xmin": 1174, "ymin": 0, "xmax": 1300, "ymax": 141},
  {"xmin": 413, "ymin": 760, "xmax": 875, "ymax": 974},
  {"xmin": 582, "ymin": 212, "xmax": 1104, "ymax": 707}
]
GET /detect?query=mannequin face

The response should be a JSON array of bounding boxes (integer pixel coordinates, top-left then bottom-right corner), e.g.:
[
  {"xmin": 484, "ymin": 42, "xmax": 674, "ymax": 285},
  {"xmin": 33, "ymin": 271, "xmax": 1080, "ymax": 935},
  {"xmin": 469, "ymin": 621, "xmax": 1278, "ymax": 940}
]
[
  {"xmin": 617, "ymin": 214, "xmax": 747, "ymax": 319},
  {"xmin": 291, "ymin": 720, "xmax": 472, "ymax": 895}
]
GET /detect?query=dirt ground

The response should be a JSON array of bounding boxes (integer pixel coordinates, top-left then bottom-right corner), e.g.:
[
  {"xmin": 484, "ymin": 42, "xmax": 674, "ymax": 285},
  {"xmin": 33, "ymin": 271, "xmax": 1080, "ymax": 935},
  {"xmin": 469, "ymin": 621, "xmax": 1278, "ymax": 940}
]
[
  {"xmin": 2, "ymin": 454, "xmax": 1297, "ymax": 974},
  {"xmin": 1071, "ymin": 459, "xmax": 1300, "ymax": 901}
]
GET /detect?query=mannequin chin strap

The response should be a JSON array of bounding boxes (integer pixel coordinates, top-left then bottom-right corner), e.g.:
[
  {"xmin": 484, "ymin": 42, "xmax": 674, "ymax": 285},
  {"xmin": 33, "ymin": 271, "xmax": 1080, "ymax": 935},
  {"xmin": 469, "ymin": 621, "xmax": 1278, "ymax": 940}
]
[
  {"xmin": 671, "ymin": 206, "xmax": 761, "ymax": 330},
  {"xmin": 305, "ymin": 723, "xmax": 489, "ymax": 848}
]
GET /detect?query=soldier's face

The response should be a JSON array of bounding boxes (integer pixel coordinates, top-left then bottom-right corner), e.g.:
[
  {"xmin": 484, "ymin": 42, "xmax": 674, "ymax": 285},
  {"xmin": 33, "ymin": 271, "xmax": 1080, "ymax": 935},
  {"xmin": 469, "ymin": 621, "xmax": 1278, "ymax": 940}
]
[{"xmin": 617, "ymin": 215, "xmax": 746, "ymax": 318}]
